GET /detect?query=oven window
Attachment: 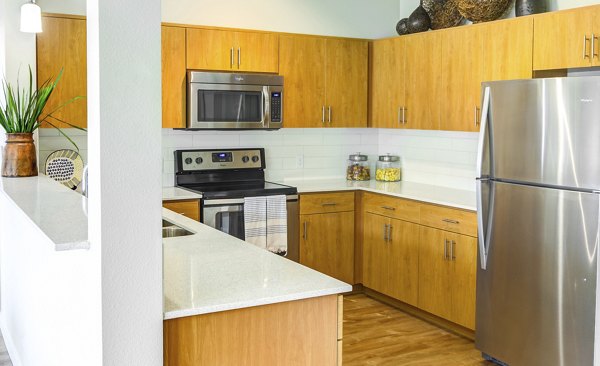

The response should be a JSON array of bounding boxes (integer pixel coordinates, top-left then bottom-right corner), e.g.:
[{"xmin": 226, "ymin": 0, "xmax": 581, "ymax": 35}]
[
  {"xmin": 215, "ymin": 210, "xmax": 245, "ymax": 240},
  {"xmin": 197, "ymin": 90, "xmax": 262, "ymax": 122}
]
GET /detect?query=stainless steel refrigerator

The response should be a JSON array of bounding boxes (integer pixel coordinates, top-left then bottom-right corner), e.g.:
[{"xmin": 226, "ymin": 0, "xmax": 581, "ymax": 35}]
[{"xmin": 475, "ymin": 77, "xmax": 600, "ymax": 366}]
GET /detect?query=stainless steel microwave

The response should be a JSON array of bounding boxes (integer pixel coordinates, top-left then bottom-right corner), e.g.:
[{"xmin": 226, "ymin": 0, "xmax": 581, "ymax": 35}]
[{"xmin": 187, "ymin": 71, "xmax": 283, "ymax": 130}]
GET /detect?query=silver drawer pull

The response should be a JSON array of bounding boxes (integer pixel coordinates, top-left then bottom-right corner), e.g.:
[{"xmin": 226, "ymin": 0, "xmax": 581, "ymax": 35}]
[
  {"xmin": 442, "ymin": 218, "xmax": 460, "ymax": 224},
  {"xmin": 381, "ymin": 206, "xmax": 396, "ymax": 211},
  {"xmin": 322, "ymin": 202, "xmax": 337, "ymax": 206}
]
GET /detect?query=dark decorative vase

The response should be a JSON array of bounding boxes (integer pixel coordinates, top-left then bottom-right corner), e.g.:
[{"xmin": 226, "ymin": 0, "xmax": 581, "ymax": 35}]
[
  {"xmin": 1, "ymin": 133, "xmax": 38, "ymax": 177},
  {"xmin": 408, "ymin": 5, "xmax": 431, "ymax": 33},
  {"xmin": 515, "ymin": 0, "xmax": 547, "ymax": 16},
  {"xmin": 396, "ymin": 18, "xmax": 410, "ymax": 35}
]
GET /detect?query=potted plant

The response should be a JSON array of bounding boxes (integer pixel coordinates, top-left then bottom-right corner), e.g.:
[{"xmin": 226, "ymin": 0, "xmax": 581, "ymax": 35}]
[{"xmin": 0, "ymin": 67, "xmax": 84, "ymax": 177}]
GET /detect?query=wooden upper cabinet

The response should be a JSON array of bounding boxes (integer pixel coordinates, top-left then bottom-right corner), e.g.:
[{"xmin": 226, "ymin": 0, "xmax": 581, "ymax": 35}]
[
  {"xmin": 36, "ymin": 15, "xmax": 87, "ymax": 129},
  {"xmin": 439, "ymin": 26, "xmax": 483, "ymax": 132},
  {"xmin": 325, "ymin": 38, "xmax": 368, "ymax": 128},
  {"xmin": 162, "ymin": 26, "xmax": 187, "ymax": 129},
  {"xmin": 369, "ymin": 37, "xmax": 405, "ymax": 129},
  {"xmin": 279, "ymin": 35, "xmax": 326, "ymax": 128},
  {"xmin": 404, "ymin": 32, "xmax": 441, "ymax": 130},
  {"xmin": 279, "ymin": 35, "xmax": 368, "ymax": 128},
  {"xmin": 482, "ymin": 17, "xmax": 533, "ymax": 82},
  {"xmin": 533, "ymin": 6, "xmax": 596, "ymax": 70},
  {"xmin": 593, "ymin": 9, "xmax": 600, "ymax": 67},
  {"xmin": 186, "ymin": 28, "xmax": 278, "ymax": 73}
]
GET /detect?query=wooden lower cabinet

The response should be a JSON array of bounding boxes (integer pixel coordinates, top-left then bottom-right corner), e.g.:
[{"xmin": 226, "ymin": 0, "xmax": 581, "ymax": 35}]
[
  {"xmin": 363, "ymin": 212, "xmax": 419, "ymax": 306},
  {"xmin": 300, "ymin": 211, "xmax": 355, "ymax": 284},
  {"xmin": 418, "ymin": 225, "xmax": 477, "ymax": 329},
  {"xmin": 162, "ymin": 199, "xmax": 201, "ymax": 221},
  {"xmin": 164, "ymin": 295, "xmax": 339, "ymax": 366}
]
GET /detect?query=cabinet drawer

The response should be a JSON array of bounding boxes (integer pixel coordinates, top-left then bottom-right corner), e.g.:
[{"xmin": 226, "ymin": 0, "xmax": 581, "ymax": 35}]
[
  {"xmin": 300, "ymin": 192, "xmax": 355, "ymax": 214},
  {"xmin": 420, "ymin": 204, "xmax": 476, "ymax": 237},
  {"xmin": 163, "ymin": 200, "xmax": 201, "ymax": 221},
  {"xmin": 362, "ymin": 192, "xmax": 420, "ymax": 223}
]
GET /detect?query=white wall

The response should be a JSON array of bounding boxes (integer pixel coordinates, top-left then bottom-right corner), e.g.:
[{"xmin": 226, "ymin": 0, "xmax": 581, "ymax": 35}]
[{"xmin": 86, "ymin": 0, "xmax": 163, "ymax": 364}]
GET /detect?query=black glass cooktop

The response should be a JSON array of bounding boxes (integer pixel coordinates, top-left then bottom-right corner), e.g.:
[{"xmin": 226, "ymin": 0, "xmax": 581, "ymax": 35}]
[{"xmin": 180, "ymin": 181, "xmax": 297, "ymax": 200}]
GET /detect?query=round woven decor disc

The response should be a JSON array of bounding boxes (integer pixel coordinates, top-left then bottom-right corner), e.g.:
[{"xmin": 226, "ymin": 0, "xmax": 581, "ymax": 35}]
[{"xmin": 423, "ymin": 0, "xmax": 464, "ymax": 30}]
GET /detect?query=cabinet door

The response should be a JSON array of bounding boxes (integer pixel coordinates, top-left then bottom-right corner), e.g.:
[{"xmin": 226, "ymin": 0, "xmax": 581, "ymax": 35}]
[
  {"xmin": 418, "ymin": 225, "xmax": 451, "ymax": 320},
  {"xmin": 325, "ymin": 38, "xmax": 368, "ymax": 128},
  {"xmin": 279, "ymin": 35, "xmax": 327, "ymax": 128},
  {"xmin": 362, "ymin": 213, "xmax": 391, "ymax": 295},
  {"xmin": 36, "ymin": 16, "xmax": 87, "ymax": 129},
  {"xmin": 163, "ymin": 200, "xmax": 201, "ymax": 221},
  {"xmin": 482, "ymin": 17, "xmax": 533, "ymax": 82},
  {"xmin": 439, "ymin": 25, "xmax": 483, "ymax": 132},
  {"xmin": 162, "ymin": 26, "xmax": 187, "ymax": 129},
  {"xmin": 387, "ymin": 217, "xmax": 420, "ymax": 306},
  {"xmin": 370, "ymin": 38, "xmax": 405, "ymax": 129},
  {"xmin": 447, "ymin": 232, "xmax": 477, "ymax": 330},
  {"xmin": 405, "ymin": 32, "xmax": 441, "ymax": 130},
  {"xmin": 235, "ymin": 32, "xmax": 279, "ymax": 73},
  {"xmin": 186, "ymin": 28, "xmax": 236, "ymax": 71},
  {"xmin": 533, "ymin": 8, "xmax": 593, "ymax": 70},
  {"xmin": 300, "ymin": 211, "xmax": 355, "ymax": 284}
]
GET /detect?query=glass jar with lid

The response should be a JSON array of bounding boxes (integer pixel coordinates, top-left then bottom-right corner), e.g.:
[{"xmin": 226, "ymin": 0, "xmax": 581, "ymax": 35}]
[
  {"xmin": 376, "ymin": 154, "xmax": 401, "ymax": 182},
  {"xmin": 346, "ymin": 153, "xmax": 370, "ymax": 181}
]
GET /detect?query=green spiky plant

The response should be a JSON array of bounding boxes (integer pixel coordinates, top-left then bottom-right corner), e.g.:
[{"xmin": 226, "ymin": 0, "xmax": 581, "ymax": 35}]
[{"xmin": 0, "ymin": 67, "xmax": 85, "ymax": 150}]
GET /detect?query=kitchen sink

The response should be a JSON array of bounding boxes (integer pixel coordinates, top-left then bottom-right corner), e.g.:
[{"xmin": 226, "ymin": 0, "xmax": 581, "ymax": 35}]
[{"xmin": 162, "ymin": 219, "xmax": 194, "ymax": 238}]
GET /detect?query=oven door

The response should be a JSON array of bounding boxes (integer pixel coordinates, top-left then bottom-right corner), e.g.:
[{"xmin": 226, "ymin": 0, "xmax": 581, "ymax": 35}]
[
  {"xmin": 188, "ymin": 83, "xmax": 270, "ymax": 129},
  {"xmin": 202, "ymin": 199, "xmax": 245, "ymax": 240}
]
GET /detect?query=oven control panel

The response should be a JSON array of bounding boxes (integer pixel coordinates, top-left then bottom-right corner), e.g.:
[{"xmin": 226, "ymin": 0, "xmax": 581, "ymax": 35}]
[{"xmin": 177, "ymin": 149, "xmax": 264, "ymax": 171}]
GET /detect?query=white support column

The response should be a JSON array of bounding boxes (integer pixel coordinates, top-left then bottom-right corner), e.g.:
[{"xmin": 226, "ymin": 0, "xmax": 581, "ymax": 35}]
[{"xmin": 87, "ymin": 0, "xmax": 163, "ymax": 364}]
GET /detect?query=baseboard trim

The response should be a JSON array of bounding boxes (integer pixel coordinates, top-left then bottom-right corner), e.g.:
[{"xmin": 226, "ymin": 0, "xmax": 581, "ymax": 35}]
[{"xmin": 362, "ymin": 287, "xmax": 475, "ymax": 341}]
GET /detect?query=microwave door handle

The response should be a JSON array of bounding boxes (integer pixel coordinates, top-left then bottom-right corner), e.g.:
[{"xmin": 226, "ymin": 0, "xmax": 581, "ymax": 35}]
[
  {"xmin": 263, "ymin": 86, "xmax": 270, "ymax": 128},
  {"xmin": 236, "ymin": 93, "xmax": 244, "ymax": 122}
]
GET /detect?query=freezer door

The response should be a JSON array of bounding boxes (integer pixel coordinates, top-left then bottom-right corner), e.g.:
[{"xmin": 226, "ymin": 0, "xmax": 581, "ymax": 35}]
[
  {"xmin": 484, "ymin": 77, "xmax": 600, "ymax": 190},
  {"xmin": 476, "ymin": 181, "xmax": 599, "ymax": 366}
]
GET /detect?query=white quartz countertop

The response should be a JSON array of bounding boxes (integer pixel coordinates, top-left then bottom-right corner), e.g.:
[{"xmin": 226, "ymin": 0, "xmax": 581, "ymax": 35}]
[
  {"xmin": 0, "ymin": 175, "xmax": 89, "ymax": 251},
  {"xmin": 283, "ymin": 179, "xmax": 476, "ymax": 211},
  {"xmin": 162, "ymin": 186, "xmax": 202, "ymax": 201},
  {"xmin": 162, "ymin": 208, "xmax": 351, "ymax": 320}
]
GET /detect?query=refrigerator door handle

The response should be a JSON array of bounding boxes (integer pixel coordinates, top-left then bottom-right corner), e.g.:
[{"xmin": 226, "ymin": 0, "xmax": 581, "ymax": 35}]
[
  {"xmin": 476, "ymin": 86, "xmax": 491, "ymax": 178},
  {"xmin": 477, "ymin": 178, "xmax": 493, "ymax": 270}
]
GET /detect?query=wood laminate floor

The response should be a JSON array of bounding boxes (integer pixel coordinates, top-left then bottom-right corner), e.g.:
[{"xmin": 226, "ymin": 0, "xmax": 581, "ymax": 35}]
[{"xmin": 343, "ymin": 294, "xmax": 493, "ymax": 366}]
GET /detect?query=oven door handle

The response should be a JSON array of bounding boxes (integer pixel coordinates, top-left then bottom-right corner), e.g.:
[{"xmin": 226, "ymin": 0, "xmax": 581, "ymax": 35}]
[{"xmin": 203, "ymin": 195, "xmax": 298, "ymax": 206}]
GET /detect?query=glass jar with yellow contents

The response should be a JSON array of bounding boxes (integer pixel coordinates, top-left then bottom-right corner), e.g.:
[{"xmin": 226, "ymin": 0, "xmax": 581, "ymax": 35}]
[{"xmin": 376, "ymin": 154, "xmax": 401, "ymax": 182}]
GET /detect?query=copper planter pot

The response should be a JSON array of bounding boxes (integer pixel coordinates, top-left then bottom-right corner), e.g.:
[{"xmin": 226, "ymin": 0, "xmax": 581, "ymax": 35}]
[{"xmin": 1, "ymin": 133, "xmax": 38, "ymax": 177}]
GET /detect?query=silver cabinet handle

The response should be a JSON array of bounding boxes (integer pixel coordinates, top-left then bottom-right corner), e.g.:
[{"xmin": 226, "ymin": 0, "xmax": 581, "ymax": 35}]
[
  {"xmin": 303, "ymin": 221, "xmax": 308, "ymax": 240},
  {"xmin": 381, "ymin": 206, "xmax": 396, "ymax": 211},
  {"xmin": 442, "ymin": 218, "xmax": 460, "ymax": 224},
  {"xmin": 398, "ymin": 107, "xmax": 402, "ymax": 125},
  {"xmin": 444, "ymin": 239, "xmax": 448, "ymax": 260},
  {"xmin": 403, "ymin": 107, "xmax": 407, "ymax": 125},
  {"xmin": 451, "ymin": 240, "xmax": 456, "ymax": 261},
  {"xmin": 593, "ymin": 34, "xmax": 599, "ymax": 60},
  {"xmin": 328, "ymin": 106, "xmax": 332, "ymax": 124},
  {"xmin": 388, "ymin": 225, "xmax": 392, "ymax": 242},
  {"xmin": 322, "ymin": 106, "xmax": 325, "ymax": 124},
  {"xmin": 321, "ymin": 202, "xmax": 337, "ymax": 206},
  {"xmin": 474, "ymin": 106, "xmax": 480, "ymax": 126},
  {"xmin": 238, "ymin": 47, "xmax": 241, "ymax": 68},
  {"xmin": 230, "ymin": 47, "xmax": 234, "ymax": 68},
  {"xmin": 584, "ymin": 34, "xmax": 591, "ymax": 59},
  {"xmin": 383, "ymin": 224, "xmax": 389, "ymax": 242}
]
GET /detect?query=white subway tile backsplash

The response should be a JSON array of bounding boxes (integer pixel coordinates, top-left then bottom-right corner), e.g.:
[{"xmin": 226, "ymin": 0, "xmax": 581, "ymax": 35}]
[{"xmin": 39, "ymin": 126, "xmax": 479, "ymax": 192}]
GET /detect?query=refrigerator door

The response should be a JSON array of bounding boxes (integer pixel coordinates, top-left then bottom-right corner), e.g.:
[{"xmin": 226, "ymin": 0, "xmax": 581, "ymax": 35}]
[
  {"xmin": 476, "ymin": 181, "xmax": 599, "ymax": 365},
  {"xmin": 483, "ymin": 77, "xmax": 600, "ymax": 190}
]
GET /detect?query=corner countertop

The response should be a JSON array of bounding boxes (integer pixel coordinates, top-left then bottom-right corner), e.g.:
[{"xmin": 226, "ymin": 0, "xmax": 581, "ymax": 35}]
[
  {"xmin": 0, "ymin": 175, "xmax": 89, "ymax": 251},
  {"xmin": 162, "ymin": 208, "xmax": 351, "ymax": 320},
  {"xmin": 282, "ymin": 179, "xmax": 477, "ymax": 211},
  {"xmin": 162, "ymin": 187, "xmax": 202, "ymax": 201}
]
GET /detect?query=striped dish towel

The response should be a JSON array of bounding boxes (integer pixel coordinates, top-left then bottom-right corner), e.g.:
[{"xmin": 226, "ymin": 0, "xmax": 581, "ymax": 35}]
[
  {"xmin": 244, "ymin": 196, "xmax": 267, "ymax": 250},
  {"xmin": 267, "ymin": 195, "xmax": 288, "ymax": 256}
]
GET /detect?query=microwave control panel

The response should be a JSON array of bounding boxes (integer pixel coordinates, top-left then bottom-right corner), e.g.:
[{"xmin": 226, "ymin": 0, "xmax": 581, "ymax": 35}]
[{"xmin": 271, "ymin": 92, "xmax": 282, "ymax": 122}]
